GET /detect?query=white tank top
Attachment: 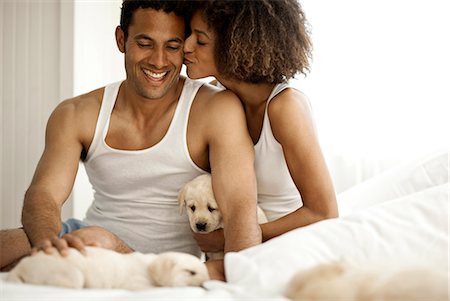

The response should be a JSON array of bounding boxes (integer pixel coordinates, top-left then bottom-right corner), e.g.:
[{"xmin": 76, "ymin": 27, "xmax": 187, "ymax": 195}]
[
  {"xmin": 83, "ymin": 78, "xmax": 205, "ymax": 256},
  {"xmin": 255, "ymin": 83, "xmax": 303, "ymax": 221}
]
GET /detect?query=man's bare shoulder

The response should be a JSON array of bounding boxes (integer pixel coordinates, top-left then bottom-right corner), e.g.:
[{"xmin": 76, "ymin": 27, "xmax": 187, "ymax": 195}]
[
  {"xmin": 190, "ymin": 83, "xmax": 248, "ymax": 143},
  {"xmin": 194, "ymin": 83, "xmax": 243, "ymax": 113},
  {"xmin": 47, "ymin": 87, "xmax": 105, "ymax": 146},
  {"xmin": 54, "ymin": 87, "xmax": 104, "ymax": 117}
]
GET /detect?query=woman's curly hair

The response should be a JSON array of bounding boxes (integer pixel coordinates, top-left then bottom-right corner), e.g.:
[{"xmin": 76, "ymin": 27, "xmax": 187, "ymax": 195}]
[{"xmin": 197, "ymin": 0, "xmax": 312, "ymax": 84}]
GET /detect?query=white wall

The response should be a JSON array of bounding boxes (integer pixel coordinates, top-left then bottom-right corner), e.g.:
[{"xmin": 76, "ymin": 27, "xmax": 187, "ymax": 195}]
[
  {"xmin": 295, "ymin": 0, "xmax": 450, "ymax": 191},
  {"xmin": 71, "ymin": 0, "xmax": 124, "ymax": 219}
]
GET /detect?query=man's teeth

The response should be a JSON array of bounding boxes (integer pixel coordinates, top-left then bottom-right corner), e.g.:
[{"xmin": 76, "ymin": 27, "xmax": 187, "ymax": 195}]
[{"xmin": 143, "ymin": 69, "xmax": 167, "ymax": 79}]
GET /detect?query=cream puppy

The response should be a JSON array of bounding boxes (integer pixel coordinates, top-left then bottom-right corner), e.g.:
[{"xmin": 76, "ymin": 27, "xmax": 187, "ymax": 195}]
[
  {"xmin": 7, "ymin": 246, "xmax": 209, "ymax": 290},
  {"xmin": 285, "ymin": 261, "xmax": 448, "ymax": 301},
  {"xmin": 178, "ymin": 174, "xmax": 267, "ymax": 260}
]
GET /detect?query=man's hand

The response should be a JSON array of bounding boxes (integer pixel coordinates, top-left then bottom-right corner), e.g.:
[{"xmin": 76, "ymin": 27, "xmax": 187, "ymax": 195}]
[
  {"xmin": 31, "ymin": 226, "xmax": 133, "ymax": 257},
  {"xmin": 192, "ymin": 228, "xmax": 225, "ymax": 253},
  {"xmin": 31, "ymin": 235, "xmax": 73, "ymax": 256},
  {"xmin": 31, "ymin": 230, "xmax": 97, "ymax": 257}
]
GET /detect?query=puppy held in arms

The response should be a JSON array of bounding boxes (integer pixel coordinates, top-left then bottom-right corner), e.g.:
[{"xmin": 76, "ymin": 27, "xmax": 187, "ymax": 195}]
[
  {"xmin": 178, "ymin": 174, "xmax": 267, "ymax": 260},
  {"xmin": 7, "ymin": 247, "xmax": 209, "ymax": 290}
]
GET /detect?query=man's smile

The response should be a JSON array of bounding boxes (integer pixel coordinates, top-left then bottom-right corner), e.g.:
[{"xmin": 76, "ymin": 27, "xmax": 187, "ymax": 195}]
[{"xmin": 142, "ymin": 68, "xmax": 168, "ymax": 81}]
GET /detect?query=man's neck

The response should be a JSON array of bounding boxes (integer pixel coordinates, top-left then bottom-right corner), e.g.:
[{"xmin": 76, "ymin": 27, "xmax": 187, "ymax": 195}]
[{"xmin": 118, "ymin": 77, "xmax": 184, "ymax": 121}]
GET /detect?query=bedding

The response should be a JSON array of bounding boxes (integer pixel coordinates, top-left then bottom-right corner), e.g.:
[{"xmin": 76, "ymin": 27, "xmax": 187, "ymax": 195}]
[
  {"xmin": 225, "ymin": 183, "xmax": 448, "ymax": 296},
  {"xmin": 338, "ymin": 150, "xmax": 448, "ymax": 215},
  {"xmin": 1, "ymin": 151, "xmax": 448, "ymax": 300}
]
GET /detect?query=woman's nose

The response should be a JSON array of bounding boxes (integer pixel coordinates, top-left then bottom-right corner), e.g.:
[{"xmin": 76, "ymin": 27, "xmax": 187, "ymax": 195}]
[{"xmin": 184, "ymin": 35, "xmax": 194, "ymax": 53}]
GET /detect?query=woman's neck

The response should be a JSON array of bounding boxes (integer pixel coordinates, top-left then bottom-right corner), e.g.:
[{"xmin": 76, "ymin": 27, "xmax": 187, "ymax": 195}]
[{"xmin": 218, "ymin": 79, "xmax": 275, "ymax": 109}]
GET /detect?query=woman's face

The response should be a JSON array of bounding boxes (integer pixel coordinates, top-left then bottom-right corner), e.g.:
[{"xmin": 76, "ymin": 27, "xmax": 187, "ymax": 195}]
[{"xmin": 183, "ymin": 11, "xmax": 219, "ymax": 79}]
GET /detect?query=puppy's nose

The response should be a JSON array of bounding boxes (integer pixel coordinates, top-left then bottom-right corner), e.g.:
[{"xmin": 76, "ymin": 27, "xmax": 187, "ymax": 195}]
[{"xmin": 196, "ymin": 222, "xmax": 207, "ymax": 231}]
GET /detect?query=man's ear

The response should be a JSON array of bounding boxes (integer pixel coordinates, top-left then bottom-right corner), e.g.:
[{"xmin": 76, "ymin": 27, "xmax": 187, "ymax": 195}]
[{"xmin": 115, "ymin": 26, "xmax": 125, "ymax": 53}]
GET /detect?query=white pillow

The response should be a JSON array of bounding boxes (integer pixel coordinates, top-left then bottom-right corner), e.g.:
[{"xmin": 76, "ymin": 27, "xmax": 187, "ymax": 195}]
[
  {"xmin": 225, "ymin": 183, "xmax": 448, "ymax": 295},
  {"xmin": 338, "ymin": 151, "xmax": 448, "ymax": 216}
]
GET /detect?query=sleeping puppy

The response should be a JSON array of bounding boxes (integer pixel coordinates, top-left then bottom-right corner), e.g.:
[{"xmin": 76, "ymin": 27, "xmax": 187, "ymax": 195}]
[
  {"xmin": 285, "ymin": 261, "xmax": 448, "ymax": 301},
  {"xmin": 7, "ymin": 246, "xmax": 209, "ymax": 290},
  {"xmin": 178, "ymin": 174, "xmax": 267, "ymax": 260}
]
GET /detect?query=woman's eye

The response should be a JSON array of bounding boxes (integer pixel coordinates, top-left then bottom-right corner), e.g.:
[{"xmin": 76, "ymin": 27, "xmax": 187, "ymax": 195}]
[{"xmin": 197, "ymin": 40, "xmax": 206, "ymax": 46}]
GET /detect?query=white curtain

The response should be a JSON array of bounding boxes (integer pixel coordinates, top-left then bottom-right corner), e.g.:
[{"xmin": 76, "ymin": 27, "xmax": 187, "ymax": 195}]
[
  {"xmin": 294, "ymin": 0, "xmax": 450, "ymax": 192},
  {"xmin": 1, "ymin": 0, "xmax": 75, "ymax": 228},
  {"xmin": 0, "ymin": 0, "xmax": 124, "ymax": 228}
]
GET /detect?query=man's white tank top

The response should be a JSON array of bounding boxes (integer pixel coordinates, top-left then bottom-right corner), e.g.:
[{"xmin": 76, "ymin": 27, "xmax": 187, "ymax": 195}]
[
  {"xmin": 83, "ymin": 78, "xmax": 205, "ymax": 257},
  {"xmin": 255, "ymin": 83, "xmax": 303, "ymax": 221}
]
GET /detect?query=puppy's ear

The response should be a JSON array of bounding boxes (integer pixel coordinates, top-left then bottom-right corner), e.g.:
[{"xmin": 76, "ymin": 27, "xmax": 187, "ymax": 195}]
[
  {"xmin": 178, "ymin": 186, "xmax": 187, "ymax": 215},
  {"xmin": 148, "ymin": 255, "xmax": 176, "ymax": 287}
]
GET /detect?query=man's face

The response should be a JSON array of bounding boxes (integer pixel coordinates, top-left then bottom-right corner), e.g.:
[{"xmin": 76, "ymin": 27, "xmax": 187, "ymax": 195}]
[{"xmin": 117, "ymin": 8, "xmax": 185, "ymax": 100}]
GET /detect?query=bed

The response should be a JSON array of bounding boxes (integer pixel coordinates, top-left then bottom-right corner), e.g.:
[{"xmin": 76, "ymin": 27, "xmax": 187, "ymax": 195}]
[{"xmin": 2, "ymin": 151, "xmax": 448, "ymax": 300}]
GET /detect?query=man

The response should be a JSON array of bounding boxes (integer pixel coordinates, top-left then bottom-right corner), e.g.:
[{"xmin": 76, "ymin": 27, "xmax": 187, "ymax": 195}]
[{"xmin": 0, "ymin": 0, "xmax": 261, "ymax": 280}]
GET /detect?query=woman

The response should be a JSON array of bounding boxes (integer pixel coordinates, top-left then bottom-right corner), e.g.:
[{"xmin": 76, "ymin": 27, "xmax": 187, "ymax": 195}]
[{"xmin": 183, "ymin": 0, "xmax": 338, "ymax": 252}]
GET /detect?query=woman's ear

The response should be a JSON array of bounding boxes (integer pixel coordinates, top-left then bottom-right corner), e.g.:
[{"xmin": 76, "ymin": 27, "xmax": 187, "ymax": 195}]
[{"xmin": 115, "ymin": 26, "xmax": 125, "ymax": 53}]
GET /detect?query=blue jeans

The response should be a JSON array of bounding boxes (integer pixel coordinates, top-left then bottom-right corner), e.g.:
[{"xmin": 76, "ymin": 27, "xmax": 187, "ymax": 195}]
[{"xmin": 58, "ymin": 218, "xmax": 88, "ymax": 237}]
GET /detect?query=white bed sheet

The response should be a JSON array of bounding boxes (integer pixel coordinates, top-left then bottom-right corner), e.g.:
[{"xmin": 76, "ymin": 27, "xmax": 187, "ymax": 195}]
[
  {"xmin": 0, "ymin": 273, "xmax": 290, "ymax": 301},
  {"xmin": 1, "ymin": 151, "xmax": 448, "ymax": 300},
  {"xmin": 225, "ymin": 183, "xmax": 448, "ymax": 296}
]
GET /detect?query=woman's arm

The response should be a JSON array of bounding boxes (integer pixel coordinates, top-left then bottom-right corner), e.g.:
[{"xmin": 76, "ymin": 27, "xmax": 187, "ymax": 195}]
[{"xmin": 261, "ymin": 88, "xmax": 338, "ymax": 241}]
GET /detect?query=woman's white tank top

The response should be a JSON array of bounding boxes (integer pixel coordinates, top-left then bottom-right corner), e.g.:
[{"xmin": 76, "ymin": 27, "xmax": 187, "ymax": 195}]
[{"xmin": 255, "ymin": 83, "xmax": 303, "ymax": 221}]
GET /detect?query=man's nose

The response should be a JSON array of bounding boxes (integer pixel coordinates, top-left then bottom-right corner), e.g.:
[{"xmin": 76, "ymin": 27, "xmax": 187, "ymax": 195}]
[{"xmin": 148, "ymin": 48, "xmax": 167, "ymax": 68}]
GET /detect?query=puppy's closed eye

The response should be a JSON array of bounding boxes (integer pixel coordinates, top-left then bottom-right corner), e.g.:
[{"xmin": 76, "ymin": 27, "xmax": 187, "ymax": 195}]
[
  {"xmin": 207, "ymin": 206, "xmax": 216, "ymax": 212},
  {"xmin": 185, "ymin": 269, "xmax": 197, "ymax": 276}
]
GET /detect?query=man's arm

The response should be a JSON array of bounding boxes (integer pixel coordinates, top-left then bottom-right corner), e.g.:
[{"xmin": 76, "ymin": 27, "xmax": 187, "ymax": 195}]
[
  {"xmin": 205, "ymin": 91, "xmax": 261, "ymax": 253},
  {"xmin": 22, "ymin": 100, "xmax": 84, "ymax": 254}
]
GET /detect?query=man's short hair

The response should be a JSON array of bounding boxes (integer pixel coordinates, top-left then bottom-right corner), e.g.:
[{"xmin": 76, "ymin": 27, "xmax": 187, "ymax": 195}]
[{"xmin": 120, "ymin": 0, "xmax": 193, "ymax": 42}]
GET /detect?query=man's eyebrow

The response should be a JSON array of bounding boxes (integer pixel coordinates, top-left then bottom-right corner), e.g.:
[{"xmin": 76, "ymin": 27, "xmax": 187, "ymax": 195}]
[
  {"xmin": 134, "ymin": 34, "xmax": 152, "ymax": 40},
  {"xmin": 168, "ymin": 37, "xmax": 183, "ymax": 44},
  {"xmin": 134, "ymin": 34, "xmax": 183, "ymax": 43}
]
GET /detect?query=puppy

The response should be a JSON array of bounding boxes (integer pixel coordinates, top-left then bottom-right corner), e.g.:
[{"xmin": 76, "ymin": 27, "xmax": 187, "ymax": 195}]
[
  {"xmin": 178, "ymin": 174, "xmax": 267, "ymax": 260},
  {"xmin": 7, "ymin": 246, "xmax": 209, "ymax": 290},
  {"xmin": 285, "ymin": 261, "xmax": 448, "ymax": 301}
]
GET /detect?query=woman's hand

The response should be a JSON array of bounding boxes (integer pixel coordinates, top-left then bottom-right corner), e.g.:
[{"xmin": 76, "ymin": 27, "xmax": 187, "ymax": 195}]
[
  {"xmin": 192, "ymin": 228, "xmax": 225, "ymax": 252},
  {"xmin": 205, "ymin": 259, "xmax": 225, "ymax": 281}
]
